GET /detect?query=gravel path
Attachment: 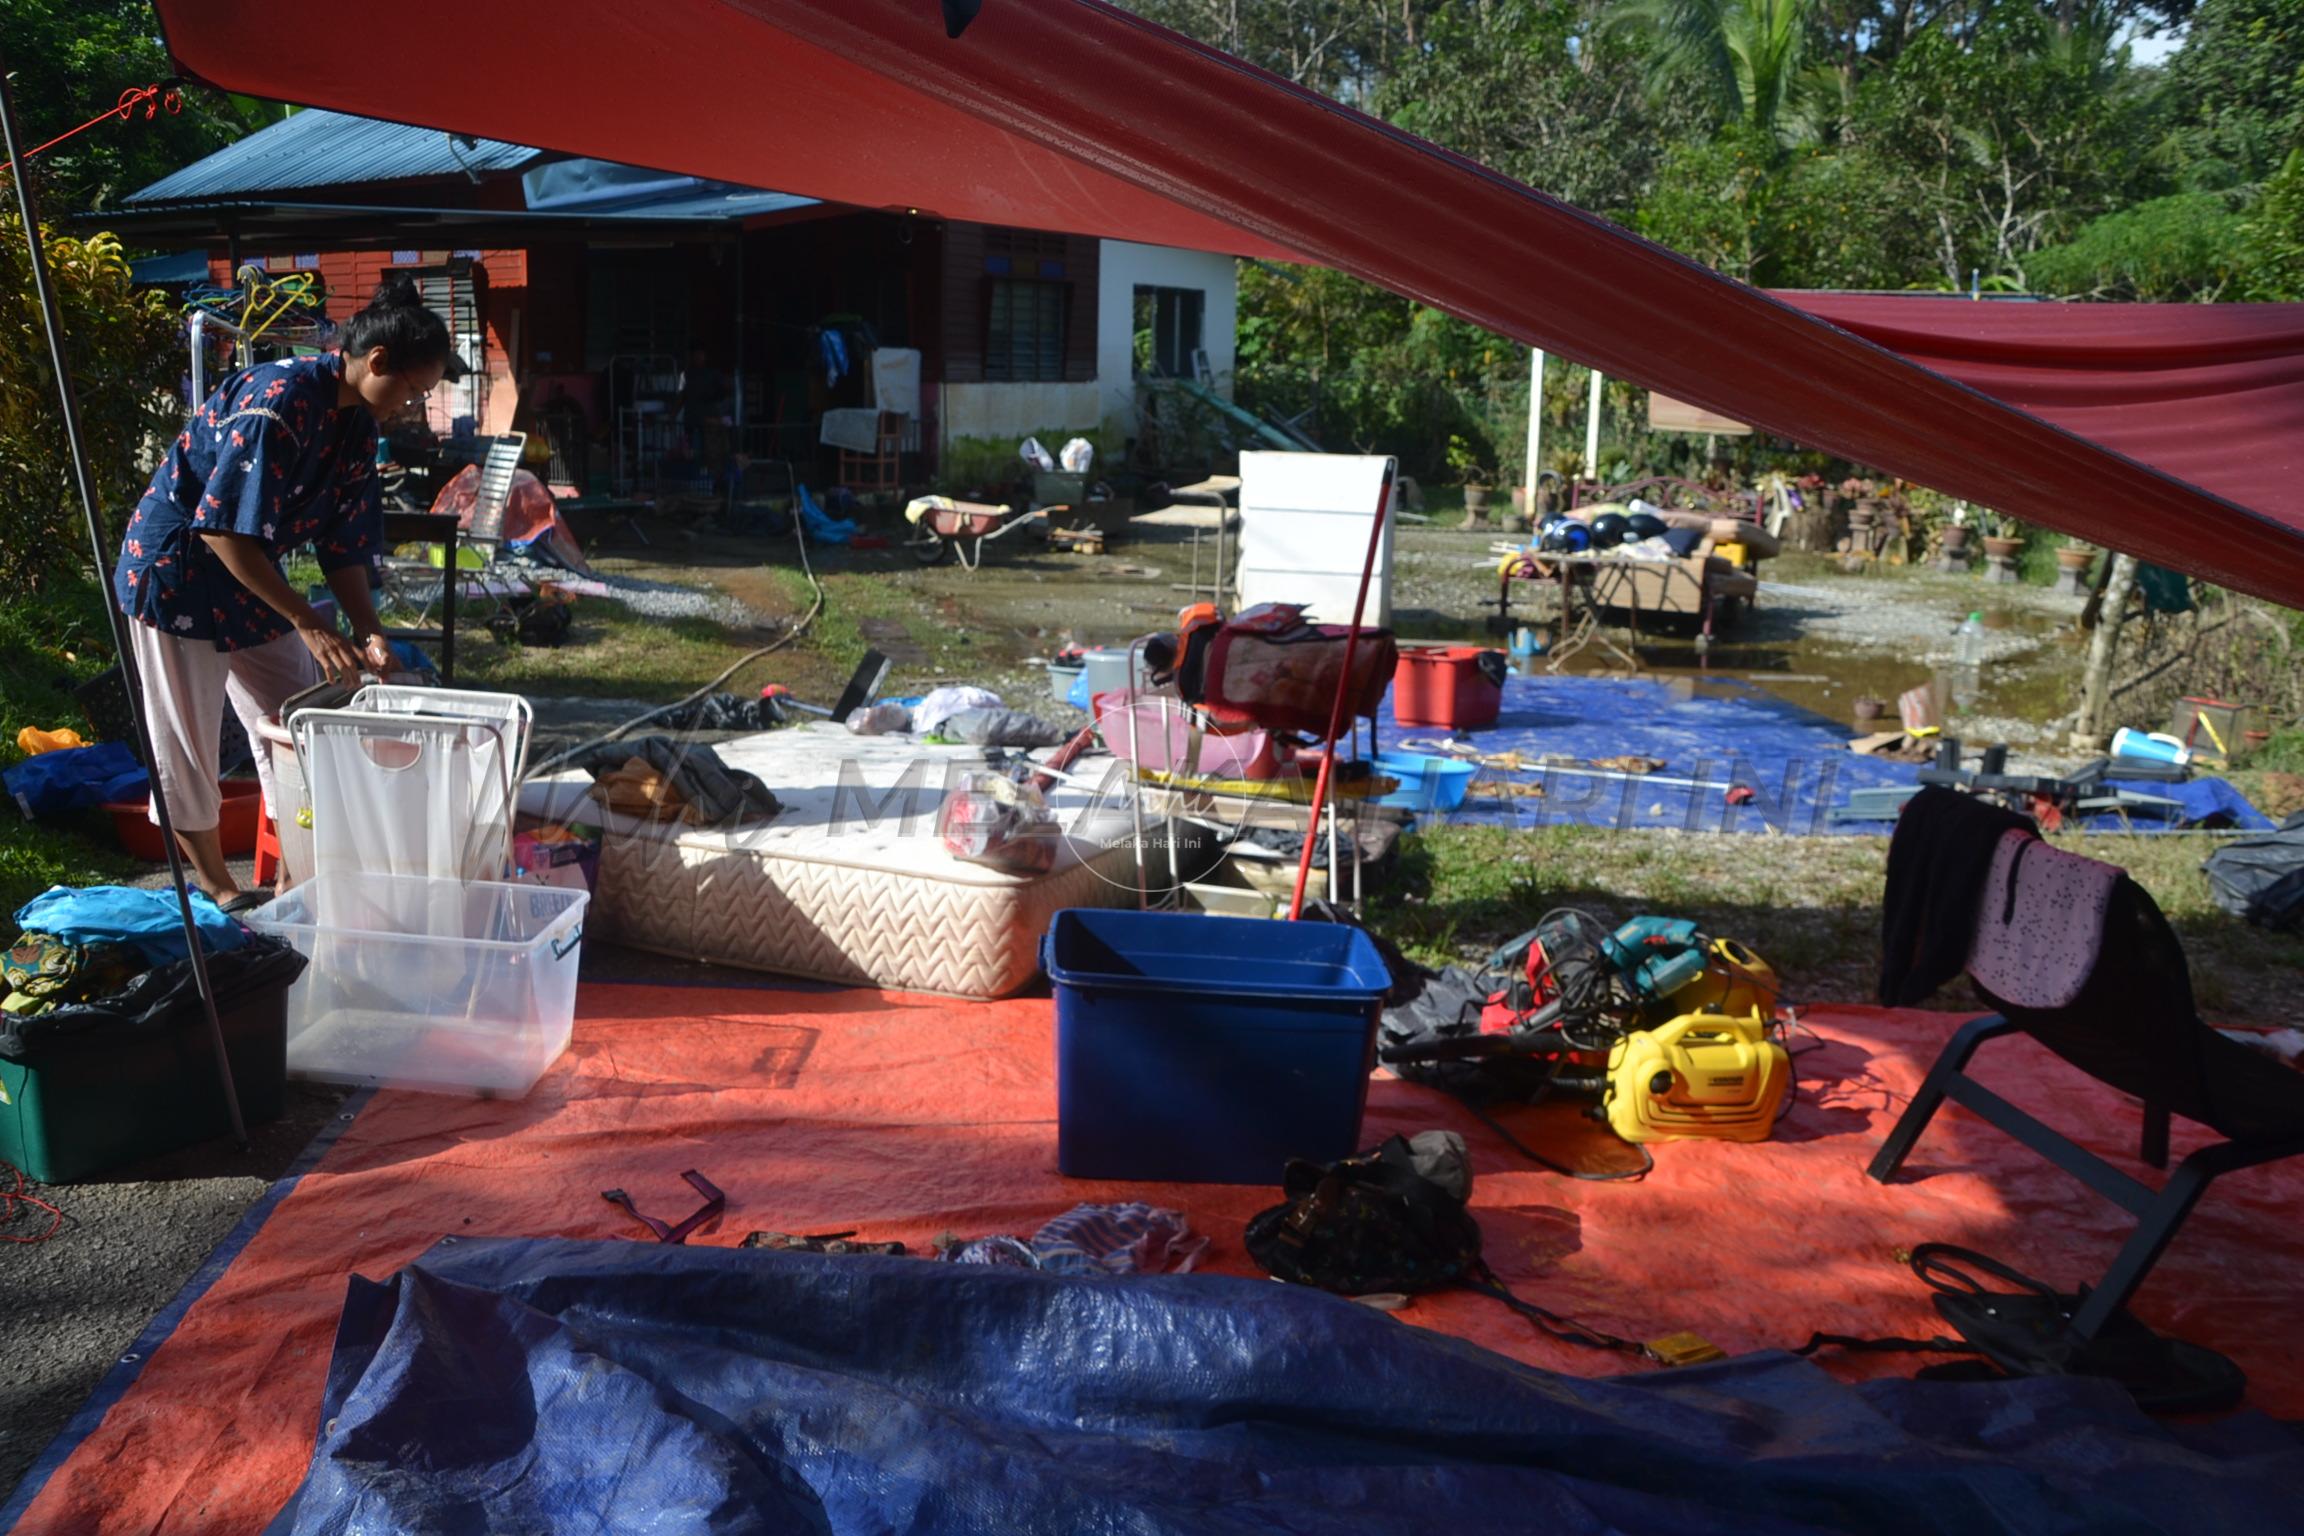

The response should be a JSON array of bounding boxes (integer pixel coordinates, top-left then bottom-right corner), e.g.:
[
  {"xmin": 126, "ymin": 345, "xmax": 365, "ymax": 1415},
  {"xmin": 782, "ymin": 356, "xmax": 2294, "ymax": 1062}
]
[{"xmin": 584, "ymin": 571, "xmax": 764, "ymax": 627}]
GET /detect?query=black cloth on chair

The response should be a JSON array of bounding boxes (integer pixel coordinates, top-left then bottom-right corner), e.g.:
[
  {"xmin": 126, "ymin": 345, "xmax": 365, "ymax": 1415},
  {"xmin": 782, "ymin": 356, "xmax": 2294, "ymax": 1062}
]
[
  {"xmin": 1981, "ymin": 878, "xmax": 2304, "ymax": 1145},
  {"xmin": 1878, "ymin": 786, "xmax": 2035, "ymax": 1006}
]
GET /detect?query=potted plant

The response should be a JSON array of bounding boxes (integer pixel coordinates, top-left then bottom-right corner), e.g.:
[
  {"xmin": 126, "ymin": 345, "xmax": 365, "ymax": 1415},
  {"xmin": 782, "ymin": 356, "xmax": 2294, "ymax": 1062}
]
[
  {"xmin": 1936, "ymin": 500, "xmax": 1972, "ymax": 557},
  {"xmin": 1448, "ymin": 435, "xmax": 1494, "ymax": 523},
  {"xmin": 2054, "ymin": 536, "xmax": 2093, "ymax": 576},
  {"xmin": 1979, "ymin": 511, "xmax": 2024, "ymax": 561}
]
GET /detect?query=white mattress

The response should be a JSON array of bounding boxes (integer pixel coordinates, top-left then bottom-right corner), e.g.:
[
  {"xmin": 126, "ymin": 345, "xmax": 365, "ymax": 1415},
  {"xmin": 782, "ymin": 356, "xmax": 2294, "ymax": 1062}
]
[{"xmin": 518, "ymin": 726, "xmax": 1142, "ymax": 998}]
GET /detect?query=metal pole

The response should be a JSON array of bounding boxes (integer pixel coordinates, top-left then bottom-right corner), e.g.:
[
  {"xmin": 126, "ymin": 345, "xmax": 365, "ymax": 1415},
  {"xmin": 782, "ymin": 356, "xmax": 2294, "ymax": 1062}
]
[
  {"xmin": 1583, "ymin": 367, "xmax": 1603, "ymax": 484},
  {"xmin": 1522, "ymin": 347, "xmax": 1545, "ymax": 517},
  {"xmin": 0, "ymin": 49, "xmax": 248, "ymax": 1145}
]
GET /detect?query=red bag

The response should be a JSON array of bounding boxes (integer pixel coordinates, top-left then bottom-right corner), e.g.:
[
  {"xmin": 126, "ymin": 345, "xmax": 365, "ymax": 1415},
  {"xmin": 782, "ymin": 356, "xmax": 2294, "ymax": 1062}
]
[{"xmin": 1197, "ymin": 604, "xmax": 1396, "ymax": 736}]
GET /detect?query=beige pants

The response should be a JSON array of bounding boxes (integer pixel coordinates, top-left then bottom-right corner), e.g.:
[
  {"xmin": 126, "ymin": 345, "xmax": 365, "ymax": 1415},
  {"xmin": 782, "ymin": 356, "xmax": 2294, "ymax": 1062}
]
[{"xmin": 128, "ymin": 622, "xmax": 317, "ymax": 833}]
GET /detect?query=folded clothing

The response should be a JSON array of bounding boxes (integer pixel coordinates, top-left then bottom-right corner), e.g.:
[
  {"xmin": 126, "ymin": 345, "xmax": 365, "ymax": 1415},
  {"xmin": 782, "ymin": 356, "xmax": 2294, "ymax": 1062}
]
[
  {"xmin": 3, "ymin": 932, "xmax": 144, "ymax": 1017},
  {"xmin": 13, "ymin": 884, "xmax": 250, "ymax": 968}
]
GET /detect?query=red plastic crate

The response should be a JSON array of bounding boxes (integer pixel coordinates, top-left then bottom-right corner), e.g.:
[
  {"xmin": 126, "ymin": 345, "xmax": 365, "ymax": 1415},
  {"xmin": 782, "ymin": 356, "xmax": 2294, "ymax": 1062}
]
[{"xmin": 1392, "ymin": 647, "xmax": 1502, "ymax": 730}]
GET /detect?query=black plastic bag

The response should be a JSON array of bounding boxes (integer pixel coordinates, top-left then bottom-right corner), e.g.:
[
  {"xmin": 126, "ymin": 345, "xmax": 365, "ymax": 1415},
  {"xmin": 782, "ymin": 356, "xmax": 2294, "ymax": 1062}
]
[{"xmin": 0, "ymin": 931, "xmax": 307, "ymax": 1061}]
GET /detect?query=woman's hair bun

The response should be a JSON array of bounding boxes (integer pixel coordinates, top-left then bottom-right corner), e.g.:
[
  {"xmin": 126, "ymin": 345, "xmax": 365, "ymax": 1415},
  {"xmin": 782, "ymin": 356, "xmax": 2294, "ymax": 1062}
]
[{"xmin": 370, "ymin": 276, "xmax": 424, "ymax": 309}]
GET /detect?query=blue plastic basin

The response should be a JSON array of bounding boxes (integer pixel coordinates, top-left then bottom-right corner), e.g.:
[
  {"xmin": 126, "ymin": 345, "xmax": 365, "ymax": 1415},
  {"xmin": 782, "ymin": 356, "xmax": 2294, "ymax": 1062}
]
[{"xmin": 1372, "ymin": 753, "xmax": 1477, "ymax": 811}]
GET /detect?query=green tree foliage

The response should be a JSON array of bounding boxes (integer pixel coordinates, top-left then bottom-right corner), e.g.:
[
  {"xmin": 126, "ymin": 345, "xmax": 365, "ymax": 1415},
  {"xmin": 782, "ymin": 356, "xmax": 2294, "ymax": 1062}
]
[
  {"xmin": 0, "ymin": 0, "xmax": 273, "ymax": 212},
  {"xmin": 2027, "ymin": 190, "xmax": 2253, "ymax": 297},
  {"xmin": 0, "ymin": 207, "xmax": 181, "ymax": 592},
  {"xmin": 1377, "ymin": 1, "xmax": 1704, "ymax": 219},
  {"xmin": 2242, "ymin": 150, "xmax": 2304, "ymax": 300},
  {"xmin": 1607, "ymin": 0, "xmax": 1837, "ymax": 143},
  {"xmin": 2158, "ymin": 0, "xmax": 2304, "ymax": 190}
]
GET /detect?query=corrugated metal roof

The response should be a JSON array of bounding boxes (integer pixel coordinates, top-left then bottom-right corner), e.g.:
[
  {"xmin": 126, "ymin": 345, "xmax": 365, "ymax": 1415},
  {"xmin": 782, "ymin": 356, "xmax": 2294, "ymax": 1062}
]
[{"xmin": 125, "ymin": 110, "xmax": 539, "ymax": 204}]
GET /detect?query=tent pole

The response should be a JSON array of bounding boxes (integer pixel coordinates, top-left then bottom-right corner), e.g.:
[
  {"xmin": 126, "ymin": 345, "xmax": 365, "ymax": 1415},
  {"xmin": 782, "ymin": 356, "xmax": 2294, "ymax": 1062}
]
[
  {"xmin": 0, "ymin": 46, "xmax": 249, "ymax": 1146},
  {"xmin": 1522, "ymin": 347, "xmax": 1544, "ymax": 518},
  {"xmin": 1285, "ymin": 460, "xmax": 1395, "ymax": 920},
  {"xmin": 1583, "ymin": 367, "xmax": 1603, "ymax": 484}
]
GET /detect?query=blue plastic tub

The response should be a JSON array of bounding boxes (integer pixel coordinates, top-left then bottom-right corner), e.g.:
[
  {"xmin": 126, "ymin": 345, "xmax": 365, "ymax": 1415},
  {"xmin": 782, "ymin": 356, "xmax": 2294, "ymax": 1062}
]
[
  {"xmin": 1043, "ymin": 908, "xmax": 1393, "ymax": 1184},
  {"xmin": 1372, "ymin": 752, "xmax": 1478, "ymax": 812}
]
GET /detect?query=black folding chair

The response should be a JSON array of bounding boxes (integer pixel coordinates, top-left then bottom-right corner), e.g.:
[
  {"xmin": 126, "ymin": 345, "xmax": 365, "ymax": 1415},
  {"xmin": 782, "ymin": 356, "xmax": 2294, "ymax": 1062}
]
[{"xmin": 1870, "ymin": 852, "xmax": 2304, "ymax": 1342}]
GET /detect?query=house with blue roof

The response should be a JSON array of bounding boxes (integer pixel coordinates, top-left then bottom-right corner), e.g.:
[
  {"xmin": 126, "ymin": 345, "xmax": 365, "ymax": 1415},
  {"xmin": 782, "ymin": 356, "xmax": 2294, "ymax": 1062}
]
[{"xmin": 100, "ymin": 109, "xmax": 1238, "ymax": 492}]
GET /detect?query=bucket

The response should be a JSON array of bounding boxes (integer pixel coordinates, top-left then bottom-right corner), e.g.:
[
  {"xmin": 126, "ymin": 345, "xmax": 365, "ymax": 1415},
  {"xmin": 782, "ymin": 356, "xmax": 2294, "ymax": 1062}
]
[
  {"xmin": 1048, "ymin": 660, "xmax": 1086, "ymax": 707},
  {"xmin": 1080, "ymin": 646, "xmax": 1137, "ymax": 701},
  {"xmin": 2110, "ymin": 728, "xmax": 2192, "ymax": 767},
  {"xmin": 1392, "ymin": 647, "xmax": 1504, "ymax": 730}
]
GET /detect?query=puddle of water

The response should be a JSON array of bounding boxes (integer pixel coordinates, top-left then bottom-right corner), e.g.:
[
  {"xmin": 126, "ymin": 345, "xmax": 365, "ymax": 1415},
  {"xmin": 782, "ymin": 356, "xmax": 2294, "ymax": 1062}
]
[{"xmin": 1400, "ymin": 605, "xmax": 2080, "ymax": 730}]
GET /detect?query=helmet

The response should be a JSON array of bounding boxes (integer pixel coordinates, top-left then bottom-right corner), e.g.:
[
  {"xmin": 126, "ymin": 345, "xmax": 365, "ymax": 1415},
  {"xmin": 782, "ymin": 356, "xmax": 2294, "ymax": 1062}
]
[
  {"xmin": 1587, "ymin": 512, "xmax": 1632, "ymax": 550},
  {"xmin": 1624, "ymin": 512, "xmax": 1669, "ymax": 543},
  {"xmin": 1537, "ymin": 517, "xmax": 1591, "ymax": 554}
]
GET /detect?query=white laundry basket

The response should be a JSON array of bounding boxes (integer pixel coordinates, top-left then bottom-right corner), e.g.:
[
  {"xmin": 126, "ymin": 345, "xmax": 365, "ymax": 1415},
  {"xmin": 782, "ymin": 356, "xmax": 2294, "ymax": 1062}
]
[
  {"xmin": 252, "ymin": 873, "xmax": 585, "ymax": 1097},
  {"xmin": 294, "ymin": 706, "xmax": 522, "ymax": 881}
]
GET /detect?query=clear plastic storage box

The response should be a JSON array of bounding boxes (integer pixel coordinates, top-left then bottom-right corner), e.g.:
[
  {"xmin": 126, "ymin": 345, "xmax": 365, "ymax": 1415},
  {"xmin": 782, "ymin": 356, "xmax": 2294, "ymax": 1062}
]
[{"xmin": 252, "ymin": 873, "xmax": 585, "ymax": 1097}]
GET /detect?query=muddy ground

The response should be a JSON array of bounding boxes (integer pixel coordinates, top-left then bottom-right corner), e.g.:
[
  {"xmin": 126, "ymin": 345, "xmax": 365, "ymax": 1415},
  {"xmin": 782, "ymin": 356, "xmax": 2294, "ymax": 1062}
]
[{"xmin": 569, "ymin": 516, "xmax": 2091, "ymax": 749}]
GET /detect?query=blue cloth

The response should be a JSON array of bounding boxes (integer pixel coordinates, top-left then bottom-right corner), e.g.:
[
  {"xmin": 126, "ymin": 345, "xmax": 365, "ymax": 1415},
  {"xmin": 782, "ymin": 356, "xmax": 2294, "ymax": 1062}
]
[
  {"xmin": 3, "ymin": 742, "xmax": 147, "ymax": 819},
  {"xmin": 115, "ymin": 353, "xmax": 380, "ymax": 650},
  {"xmin": 1380, "ymin": 673, "xmax": 1920, "ymax": 836},
  {"xmin": 818, "ymin": 327, "xmax": 849, "ymax": 387},
  {"xmin": 795, "ymin": 484, "xmax": 858, "ymax": 545},
  {"xmin": 266, "ymin": 1238, "xmax": 2304, "ymax": 1536},
  {"xmin": 14, "ymin": 884, "xmax": 249, "ymax": 966},
  {"xmin": 2093, "ymin": 776, "xmax": 2273, "ymax": 831}
]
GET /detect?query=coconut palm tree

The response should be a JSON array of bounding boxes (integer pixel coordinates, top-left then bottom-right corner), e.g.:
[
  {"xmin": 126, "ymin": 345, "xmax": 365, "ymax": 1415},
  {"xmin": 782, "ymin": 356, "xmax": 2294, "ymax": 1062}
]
[{"xmin": 1607, "ymin": 0, "xmax": 1836, "ymax": 145}]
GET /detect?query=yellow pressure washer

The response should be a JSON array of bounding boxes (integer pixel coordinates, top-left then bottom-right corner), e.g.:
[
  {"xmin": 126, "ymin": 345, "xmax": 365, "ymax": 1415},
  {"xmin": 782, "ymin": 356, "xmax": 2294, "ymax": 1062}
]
[{"xmin": 1603, "ymin": 1008, "xmax": 1790, "ymax": 1144}]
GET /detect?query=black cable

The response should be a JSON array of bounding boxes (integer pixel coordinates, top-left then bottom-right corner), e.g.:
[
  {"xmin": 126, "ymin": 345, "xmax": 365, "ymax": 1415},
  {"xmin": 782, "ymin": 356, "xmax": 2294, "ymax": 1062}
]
[{"xmin": 1465, "ymin": 1265, "xmax": 1661, "ymax": 1363}]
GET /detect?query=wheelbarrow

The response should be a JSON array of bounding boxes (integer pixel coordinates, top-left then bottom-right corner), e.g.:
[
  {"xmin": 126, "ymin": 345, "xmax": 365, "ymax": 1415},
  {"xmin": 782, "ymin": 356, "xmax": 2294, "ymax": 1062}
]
[{"xmin": 903, "ymin": 494, "xmax": 1057, "ymax": 570}]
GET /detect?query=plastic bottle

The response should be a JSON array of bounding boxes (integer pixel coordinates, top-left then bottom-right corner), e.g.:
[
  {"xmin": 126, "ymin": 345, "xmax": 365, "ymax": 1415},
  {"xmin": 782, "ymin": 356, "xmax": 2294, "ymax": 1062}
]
[{"xmin": 1950, "ymin": 612, "xmax": 1984, "ymax": 713}]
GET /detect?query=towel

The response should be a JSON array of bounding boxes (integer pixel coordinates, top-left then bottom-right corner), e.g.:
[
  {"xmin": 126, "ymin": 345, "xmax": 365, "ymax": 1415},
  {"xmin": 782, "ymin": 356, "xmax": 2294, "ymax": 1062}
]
[{"xmin": 1968, "ymin": 830, "xmax": 2120, "ymax": 1009}]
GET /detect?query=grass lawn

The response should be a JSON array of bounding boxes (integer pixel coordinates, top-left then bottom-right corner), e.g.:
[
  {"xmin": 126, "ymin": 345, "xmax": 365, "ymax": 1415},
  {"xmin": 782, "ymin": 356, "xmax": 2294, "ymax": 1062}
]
[{"xmin": 1368, "ymin": 823, "xmax": 2304, "ymax": 1029}]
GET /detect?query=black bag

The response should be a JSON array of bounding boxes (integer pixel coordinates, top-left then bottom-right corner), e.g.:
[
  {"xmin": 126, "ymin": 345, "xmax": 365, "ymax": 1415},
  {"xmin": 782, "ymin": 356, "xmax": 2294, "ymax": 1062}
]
[
  {"xmin": 0, "ymin": 932, "xmax": 307, "ymax": 1060},
  {"xmin": 1243, "ymin": 1134, "xmax": 1483, "ymax": 1296},
  {"xmin": 2202, "ymin": 811, "xmax": 2304, "ymax": 931}
]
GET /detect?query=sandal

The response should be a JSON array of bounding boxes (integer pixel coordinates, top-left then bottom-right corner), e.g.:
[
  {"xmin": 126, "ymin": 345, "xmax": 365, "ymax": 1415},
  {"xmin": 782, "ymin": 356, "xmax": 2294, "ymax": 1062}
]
[{"xmin": 219, "ymin": 889, "xmax": 272, "ymax": 916}]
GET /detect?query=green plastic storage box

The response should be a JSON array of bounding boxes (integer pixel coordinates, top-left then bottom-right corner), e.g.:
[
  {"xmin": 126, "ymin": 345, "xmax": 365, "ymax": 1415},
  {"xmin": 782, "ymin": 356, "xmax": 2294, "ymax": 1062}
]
[{"xmin": 0, "ymin": 975, "xmax": 288, "ymax": 1183}]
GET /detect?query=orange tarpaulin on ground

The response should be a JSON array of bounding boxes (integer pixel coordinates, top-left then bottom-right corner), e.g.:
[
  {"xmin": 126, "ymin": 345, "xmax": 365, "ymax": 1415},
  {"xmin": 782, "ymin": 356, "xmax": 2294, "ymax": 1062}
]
[
  {"xmin": 146, "ymin": 0, "xmax": 2304, "ymax": 604},
  {"xmin": 12, "ymin": 982, "xmax": 2304, "ymax": 1534}
]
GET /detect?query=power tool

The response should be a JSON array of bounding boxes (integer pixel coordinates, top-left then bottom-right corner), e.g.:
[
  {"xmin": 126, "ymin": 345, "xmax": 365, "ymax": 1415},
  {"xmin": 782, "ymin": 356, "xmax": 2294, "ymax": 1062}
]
[{"xmin": 1602, "ymin": 1009, "xmax": 1790, "ymax": 1143}]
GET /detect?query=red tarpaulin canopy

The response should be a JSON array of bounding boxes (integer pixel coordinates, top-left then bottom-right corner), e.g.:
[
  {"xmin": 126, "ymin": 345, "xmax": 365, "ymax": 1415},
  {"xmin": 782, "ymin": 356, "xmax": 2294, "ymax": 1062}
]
[{"xmin": 148, "ymin": 0, "xmax": 2304, "ymax": 605}]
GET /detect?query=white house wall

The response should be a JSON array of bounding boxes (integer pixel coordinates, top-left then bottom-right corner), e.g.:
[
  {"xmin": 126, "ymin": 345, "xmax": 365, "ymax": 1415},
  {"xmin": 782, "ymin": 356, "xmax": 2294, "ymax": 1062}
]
[
  {"xmin": 1096, "ymin": 240, "xmax": 1238, "ymax": 429},
  {"xmin": 940, "ymin": 381, "xmax": 1104, "ymax": 440}
]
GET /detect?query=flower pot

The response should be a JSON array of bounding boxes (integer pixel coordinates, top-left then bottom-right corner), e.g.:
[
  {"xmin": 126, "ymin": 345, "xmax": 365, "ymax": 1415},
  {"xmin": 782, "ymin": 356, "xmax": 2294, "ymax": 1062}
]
[
  {"xmin": 1939, "ymin": 525, "xmax": 1971, "ymax": 554},
  {"xmin": 1982, "ymin": 536, "xmax": 2024, "ymax": 560},
  {"xmin": 1463, "ymin": 484, "xmax": 1492, "ymax": 519},
  {"xmin": 1847, "ymin": 502, "xmax": 1877, "ymax": 532},
  {"xmin": 2055, "ymin": 546, "xmax": 2092, "ymax": 571}
]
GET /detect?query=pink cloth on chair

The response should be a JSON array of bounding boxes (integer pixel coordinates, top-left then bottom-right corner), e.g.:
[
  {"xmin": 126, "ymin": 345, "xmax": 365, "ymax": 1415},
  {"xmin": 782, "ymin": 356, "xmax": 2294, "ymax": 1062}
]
[{"xmin": 1966, "ymin": 830, "xmax": 2121, "ymax": 1008}]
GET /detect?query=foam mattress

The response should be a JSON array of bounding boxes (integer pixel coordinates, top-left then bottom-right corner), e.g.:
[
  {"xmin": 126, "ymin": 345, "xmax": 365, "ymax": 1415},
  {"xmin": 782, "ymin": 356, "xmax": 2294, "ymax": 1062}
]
[{"xmin": 519, "ymin": 726, "xmax": 1141, "ymax": 997}]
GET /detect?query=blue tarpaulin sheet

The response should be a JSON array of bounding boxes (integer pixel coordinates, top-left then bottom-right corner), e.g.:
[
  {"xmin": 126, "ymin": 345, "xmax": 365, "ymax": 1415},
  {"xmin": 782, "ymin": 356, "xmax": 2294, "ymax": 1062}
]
[
  {"xmin": 1377, "ymin": 673, "xmax": 1918, "ymax": 834},
  {"xmin": 267, "ymin": 1238, "xmax": 2304, "ymax": 1535},
  {"xmin": 1379, "ymin": 674, "xmax": 2268, "ymax": 835}
]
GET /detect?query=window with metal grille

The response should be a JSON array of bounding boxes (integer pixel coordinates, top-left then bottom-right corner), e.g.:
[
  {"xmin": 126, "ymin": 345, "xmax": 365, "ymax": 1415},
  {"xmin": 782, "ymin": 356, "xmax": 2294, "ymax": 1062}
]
[
  {"xmin": 1132, "ymin": 285, "xmax": 1205, "ymax": 378},
  {"xmin": 984, "ymin": 280, "xmax": 1067, "ymax": 383},
  {"xmin": 384, "ymin": 263, "xmax": 487, "ymax": 434}
]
